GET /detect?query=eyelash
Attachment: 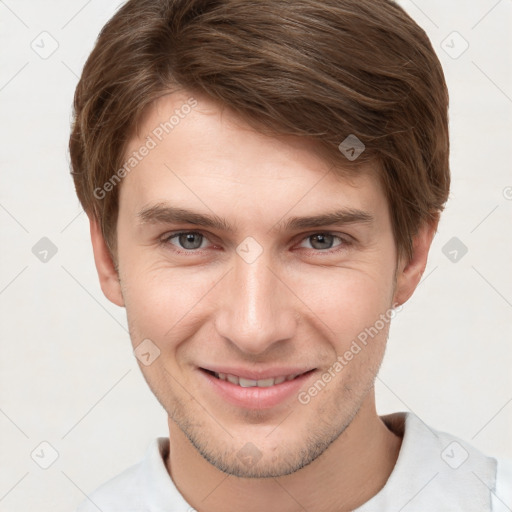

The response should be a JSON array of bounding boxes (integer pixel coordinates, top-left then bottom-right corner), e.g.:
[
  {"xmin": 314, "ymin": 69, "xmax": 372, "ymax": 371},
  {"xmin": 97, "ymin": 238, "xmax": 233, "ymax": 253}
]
[{"xmin": 159, "ymin": 230, "xmax": 353, "ymax": 255}]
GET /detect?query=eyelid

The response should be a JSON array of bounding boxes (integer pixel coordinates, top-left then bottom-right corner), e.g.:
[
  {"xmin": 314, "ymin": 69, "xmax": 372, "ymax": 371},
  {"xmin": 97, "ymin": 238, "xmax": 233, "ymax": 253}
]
[
  {"xmin": 295, "ymin": 231, "xmax": 353, "ymax": 250},
  {"xmin": 160, "ymin": 230, "xmax": 214, "ymax": 249},
  {"xmin": 160, "ymin": 229, "xmax": 353, "ymax": 254},
  {"xmin": 297, "ymin": 230, "xmax": 353, "ymax": 241},
  {"xmin": 161, "ymin": 229, "xmax": 208, "ymax": 240}
]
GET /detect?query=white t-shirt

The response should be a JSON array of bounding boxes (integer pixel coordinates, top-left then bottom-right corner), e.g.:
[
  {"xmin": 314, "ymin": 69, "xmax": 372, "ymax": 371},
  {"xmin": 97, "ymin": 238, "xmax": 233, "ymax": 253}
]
[{"xmin": 76, "ymin": 412, "xmax": 512, "ymax": 511}]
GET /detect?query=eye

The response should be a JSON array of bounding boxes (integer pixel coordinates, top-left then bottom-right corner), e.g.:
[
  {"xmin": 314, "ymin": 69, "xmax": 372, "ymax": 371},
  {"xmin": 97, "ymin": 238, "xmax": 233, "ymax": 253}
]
[
  {"xmin": 162, "ymin": 231, "xmax": 209, "ymax": 251},
  {"xmin": 298, "ymin": 233, "xmax": 347, "ymax": 251}
]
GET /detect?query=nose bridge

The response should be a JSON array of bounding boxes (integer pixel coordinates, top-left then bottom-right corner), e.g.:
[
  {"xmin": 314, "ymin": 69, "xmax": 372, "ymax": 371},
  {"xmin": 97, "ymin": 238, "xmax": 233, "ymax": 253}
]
[{"xmin": 214, "ymin": 249, "xmax": 297, "ymax": 354}]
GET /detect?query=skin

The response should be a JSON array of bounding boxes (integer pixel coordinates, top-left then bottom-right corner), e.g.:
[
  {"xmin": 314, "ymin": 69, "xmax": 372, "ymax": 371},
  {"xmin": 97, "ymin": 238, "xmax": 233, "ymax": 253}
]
[{"xmin": 90, "ymin": 90, "xmax": 437, "ymax": 512}]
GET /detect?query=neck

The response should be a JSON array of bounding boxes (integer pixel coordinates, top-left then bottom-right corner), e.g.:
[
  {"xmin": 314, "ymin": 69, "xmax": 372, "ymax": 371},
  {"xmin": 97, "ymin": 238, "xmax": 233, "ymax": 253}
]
[{"xmin": 166, "ymin": 393, "xmax": 402, "ymax": 512}]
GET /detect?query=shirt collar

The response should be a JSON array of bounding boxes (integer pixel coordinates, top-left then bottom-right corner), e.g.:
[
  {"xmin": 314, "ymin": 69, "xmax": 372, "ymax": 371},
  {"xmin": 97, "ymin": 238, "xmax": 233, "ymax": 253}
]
[
  {"xmin": 355, "ymin": 411, "xmax": 497, "ymax": 511},
  {"xmin": 138, "ymin": 411, "xmax": 497, "ymax": 511}
]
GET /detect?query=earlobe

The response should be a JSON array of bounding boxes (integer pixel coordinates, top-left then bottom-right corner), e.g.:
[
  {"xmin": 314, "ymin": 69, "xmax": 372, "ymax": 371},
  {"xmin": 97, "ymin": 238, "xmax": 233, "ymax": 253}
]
[
  {"xmin": 89, "ymin": 215, "xmax": 125, "ymax": 307},
  {"xmin": 392, "ymin": 218, "xmax": 438, "ymax": 307}
]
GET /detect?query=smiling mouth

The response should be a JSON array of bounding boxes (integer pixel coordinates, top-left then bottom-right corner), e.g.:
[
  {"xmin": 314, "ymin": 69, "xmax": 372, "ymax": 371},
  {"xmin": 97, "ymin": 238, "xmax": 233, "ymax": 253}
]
[{"xmin": 201, "ymin": 369, "xmax": 315, "ymax": 388}]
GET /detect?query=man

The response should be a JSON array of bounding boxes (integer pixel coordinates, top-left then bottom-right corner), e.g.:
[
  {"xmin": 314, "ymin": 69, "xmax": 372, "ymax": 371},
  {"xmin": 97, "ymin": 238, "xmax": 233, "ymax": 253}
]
[{"xmin": 69, "ymin": 0, "xmax": 511, "ymax": 510}]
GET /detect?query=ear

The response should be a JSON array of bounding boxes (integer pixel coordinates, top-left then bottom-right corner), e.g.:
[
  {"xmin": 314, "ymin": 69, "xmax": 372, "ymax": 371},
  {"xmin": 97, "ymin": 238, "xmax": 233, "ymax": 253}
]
[
  {"xmin": 89, "ymin": 215, "xmax": 125, "ymax": 307},
  {"xmin": 392, "ymin": 218, "xmax": 438, "ymax": 307}
]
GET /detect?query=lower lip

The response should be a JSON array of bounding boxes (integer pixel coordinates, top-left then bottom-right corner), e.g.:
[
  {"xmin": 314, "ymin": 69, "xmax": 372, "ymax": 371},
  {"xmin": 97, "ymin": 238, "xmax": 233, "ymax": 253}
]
[{"xmin": 199, "ymin": 369, "xmax": 315, "ymax": 410}]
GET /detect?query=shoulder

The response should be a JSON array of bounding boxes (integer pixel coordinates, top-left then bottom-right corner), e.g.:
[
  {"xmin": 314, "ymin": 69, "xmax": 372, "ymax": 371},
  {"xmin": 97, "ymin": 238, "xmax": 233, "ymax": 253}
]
[
  {"xmin": 75, "ymin": 438, "xmax": 169, "ymax": 512},
  {"xmin": 359, "ymin": 412, "xmax": 509, "ymax": 511},
  {"xmin": 75, "ymin": 459, "xmax": 145, "ymax": 512},
  {"xmin": 493, "ymin": 457, "xmax": 512, "ymax": 511}
]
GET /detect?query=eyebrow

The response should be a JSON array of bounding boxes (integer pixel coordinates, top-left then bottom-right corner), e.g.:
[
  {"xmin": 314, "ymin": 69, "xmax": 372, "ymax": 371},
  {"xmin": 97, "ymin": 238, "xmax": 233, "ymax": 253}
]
[
  {"xmin": 136, "ymin": 203, "xmax": 374, "ymax": 233},
  {"xmin": 137, "ymin": 204, "xmax": 235, "ymax": 231}
]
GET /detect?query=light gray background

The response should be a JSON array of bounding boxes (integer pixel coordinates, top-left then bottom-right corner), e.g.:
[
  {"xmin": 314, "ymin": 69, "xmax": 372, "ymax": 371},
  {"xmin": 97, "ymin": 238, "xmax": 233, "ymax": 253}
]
[{"xmin": 1, "ymin": 1, "xmax": 511, "ymax": 510}]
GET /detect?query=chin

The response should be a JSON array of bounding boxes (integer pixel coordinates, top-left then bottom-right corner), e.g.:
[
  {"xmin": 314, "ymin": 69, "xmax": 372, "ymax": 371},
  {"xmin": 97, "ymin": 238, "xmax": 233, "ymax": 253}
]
[{"xmin": 173, "ymin": 407, "xmax": 353, "ymax": 479}]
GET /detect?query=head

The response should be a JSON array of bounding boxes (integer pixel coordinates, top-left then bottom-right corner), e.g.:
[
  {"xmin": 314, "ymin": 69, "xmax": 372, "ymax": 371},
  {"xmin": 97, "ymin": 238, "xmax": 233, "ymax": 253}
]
[{"xmin": 69, "ymin": 0, "xmax": 449, "ymax": 478}]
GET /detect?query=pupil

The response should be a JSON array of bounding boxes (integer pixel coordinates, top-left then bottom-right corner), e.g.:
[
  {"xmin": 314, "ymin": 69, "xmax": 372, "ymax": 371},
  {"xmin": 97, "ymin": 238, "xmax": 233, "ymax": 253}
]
[
  {"xmin": 180, "ymin": 233, "xmax": 202, "ymax": 249},
  {"xmin": 311, "ymin": 234, "xmax": 333, "ymax": 250}
]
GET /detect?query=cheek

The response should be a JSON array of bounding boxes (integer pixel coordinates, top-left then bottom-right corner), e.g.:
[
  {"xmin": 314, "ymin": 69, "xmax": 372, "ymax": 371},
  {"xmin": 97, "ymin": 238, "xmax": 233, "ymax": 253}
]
[
  {"xmin": 120, "ymin": 259, "xmax": 222, "ymax": 347},
  {"xmin": 291, "ymin": 264, "xmax": 395, "ymax": 340}
]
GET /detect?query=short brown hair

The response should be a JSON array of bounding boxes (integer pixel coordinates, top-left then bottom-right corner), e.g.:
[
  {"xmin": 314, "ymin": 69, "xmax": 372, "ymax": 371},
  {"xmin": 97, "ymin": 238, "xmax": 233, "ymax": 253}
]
[{"xmin": 69, "ymin": 0, "xmax": 450, "ymax": 260}]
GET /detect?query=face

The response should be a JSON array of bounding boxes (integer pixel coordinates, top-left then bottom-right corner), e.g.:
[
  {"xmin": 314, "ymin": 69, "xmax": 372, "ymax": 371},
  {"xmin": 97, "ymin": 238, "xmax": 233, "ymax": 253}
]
[{"xmin": 96, "ymin": 91, "xmax": 418, "ymax": 478}]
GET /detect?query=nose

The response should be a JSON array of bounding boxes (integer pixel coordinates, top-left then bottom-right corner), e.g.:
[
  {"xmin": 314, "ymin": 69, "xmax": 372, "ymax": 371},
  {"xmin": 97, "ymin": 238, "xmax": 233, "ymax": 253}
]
[{"xmin": 214, "ymin": 248, "xmax": 298, "ymax": 355}]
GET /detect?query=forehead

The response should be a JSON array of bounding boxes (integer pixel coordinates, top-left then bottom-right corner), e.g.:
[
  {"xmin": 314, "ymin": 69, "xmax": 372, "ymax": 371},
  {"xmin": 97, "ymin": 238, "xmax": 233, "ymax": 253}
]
[{"xmin": 118, "ymin": 91, "xmax": 386, "ymax": 221}]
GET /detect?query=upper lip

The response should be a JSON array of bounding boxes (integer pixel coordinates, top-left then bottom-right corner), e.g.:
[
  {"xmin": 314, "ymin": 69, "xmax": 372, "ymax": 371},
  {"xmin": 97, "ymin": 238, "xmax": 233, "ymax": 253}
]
[{"xmin": 200, "ymin": 366, "xmax": 315, "ymax": 380}]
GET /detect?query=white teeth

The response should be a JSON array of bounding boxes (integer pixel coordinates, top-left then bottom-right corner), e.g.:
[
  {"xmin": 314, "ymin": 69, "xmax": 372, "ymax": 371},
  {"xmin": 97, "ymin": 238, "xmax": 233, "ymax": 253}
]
[
  {"xmin": 256, "ymin": 378, "xmax": 275, "ymax": 388},
  {"xmin": 213, "ymin": 372, "xmax": 301, "ymax": 387},
  {"xmin": 226, "ymin": 374, "xmax": 239, "ymax": 385},
  {"xmin": 239, "ymin": 377, "xmax": 258, "ymax": 388}
]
